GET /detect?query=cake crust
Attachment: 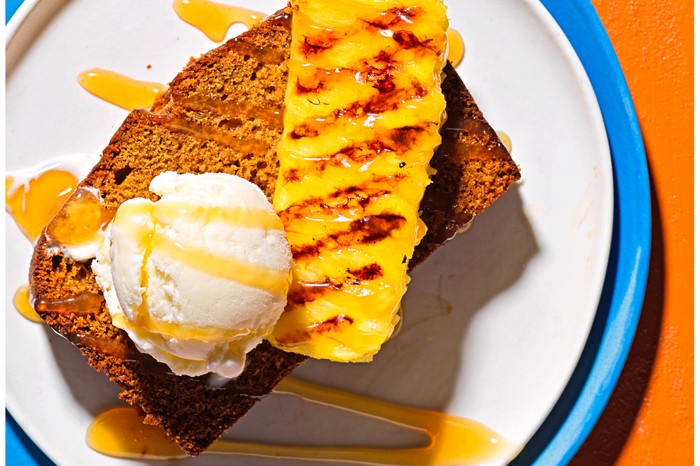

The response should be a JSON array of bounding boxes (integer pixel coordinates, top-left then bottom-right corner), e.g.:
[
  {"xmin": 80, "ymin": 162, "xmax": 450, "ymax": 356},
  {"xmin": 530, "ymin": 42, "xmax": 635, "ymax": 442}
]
[{"xmin": 29, "ymin": 8, "xmax": 519, "ymax": 456}]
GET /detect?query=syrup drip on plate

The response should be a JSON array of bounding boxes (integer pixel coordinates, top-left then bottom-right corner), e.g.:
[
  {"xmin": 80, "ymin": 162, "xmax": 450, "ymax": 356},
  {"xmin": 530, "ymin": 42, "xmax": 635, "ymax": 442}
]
[
  {"xmin": 456, "ymin": 221, "xmax": 473, "ymax": 236},
  {"xmin": 497, "ymin": 131, "xmax": 513, "ymax": 153},
  {"xmin": 446, "ymin": 29, "xmax": 464, "ymax": 67},
  {"xmin": 13, "ymin": 285, "xmax": 42, "ymax": 323},
  {"xmin": 173, "ymin": 0, "xmax": 264, "ymax": 42},
  {"xmin": 88, "ymin": 377, "xmax": 513, "ymax": 465},
  {"xmin": 78, "ymin": 69, "xmax": 167, "ymax": 110},
  {"xmin": 6, "ymin": 169, "xmax": 78, "ymax": 242},
  {"xmin": 6, "ymin": 157, "xmax": 97, "ymax": 324}
]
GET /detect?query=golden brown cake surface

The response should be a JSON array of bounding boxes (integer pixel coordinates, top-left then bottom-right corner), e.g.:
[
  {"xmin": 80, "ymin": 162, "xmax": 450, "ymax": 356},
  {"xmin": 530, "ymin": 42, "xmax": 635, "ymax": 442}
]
[{"xmin": 30, "ymin": 8, "xmax": 519, "ymax": 456}]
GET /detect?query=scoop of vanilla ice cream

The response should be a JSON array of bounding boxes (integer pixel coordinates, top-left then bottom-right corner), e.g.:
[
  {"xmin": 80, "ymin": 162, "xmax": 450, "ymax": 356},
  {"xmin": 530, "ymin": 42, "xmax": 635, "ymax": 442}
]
[{"xmin": 92, "ymin": 171, "xmax": 292, "ymax": 378}]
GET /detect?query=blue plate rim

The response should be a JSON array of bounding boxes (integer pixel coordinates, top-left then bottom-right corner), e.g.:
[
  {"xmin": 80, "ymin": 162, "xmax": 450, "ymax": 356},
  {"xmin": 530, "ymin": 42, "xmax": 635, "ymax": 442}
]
[
  {"xmin": 509, "ymin": 0, "xmax": 651, "ymax": 464},
  {"xmin": 5, "ymin": 0, "xmax": 651, "ymax": 465}
]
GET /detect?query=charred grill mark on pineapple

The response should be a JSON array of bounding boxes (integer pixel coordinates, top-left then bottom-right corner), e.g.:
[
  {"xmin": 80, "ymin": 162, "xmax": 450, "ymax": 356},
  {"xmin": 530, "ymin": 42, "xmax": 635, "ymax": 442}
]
[
  {"xmin": 297, "ymin": 8, "xmax": 423, "ymax": 60},
  {"xmin": 295, "ymin": 51, "xmax": 397, "ymax": 95},
  {"xmin": 321, "ymin": 141, "xmax": 398, "ymax": 168},
  {"xmin": 301, "ymin": 32, "xmax": 343, "ymax": 56},
  {"xmin": 289, "ymin": 83, "xmax": 427, "ymax": 141},
  {"xmin": 288, "ymin": 278, "xmax": 343, "ymax": 305},
  {"xmin": 279, "ymin": 175, "xmax": 404, "ymax": 223},
  {"xmin": 287, "ymin": 263, "xmax": 383, "ymax": 306},
  {"xmin": 275, "ymin": 315, "xmax": 355, "ymax": 348},
  {"xmin": 365, "ymin": 57, "xmax": 398, "ymax": 93},
  {"xmin": 298, "ymin": 8, "xmax": 439, "ymax": 61},
  {"xmin": 296, "ymin": 78, "xmax": 325, "ymax": 94},
  {"xmin": 334, "ymin": 126, "xmax": 425, "ymax": 160},
  {"xmin": 391, "ymin": 30, "xmax": 439, "ymax": 54},
  {"xmin": 313, "ymin": 314, "xmax": 354, "ymax": 332},
  {"xmin": 348, "ymin": 263, "xmax": 383, "ymax": 281},
  {"xmin": 283, "ymin": 168, "xmax": 301, "ymax": 182},
  {"xmin": 280, "ymin": 128, "xmax": 424, "ymax": 183},
  {"xmin": 289, "ymin": 123, "xmax": 320, "ymax": 140},
  {"xmin": 333, "ymin": 140, "xmax": 398, "ymax": 162},
  {"xmin": 280, "ymin": 186, "xmax": 391, "ymax": 224},
  {"xmin": 387, "ymin": 125, "xmax": 426, "ymax": 150},
  {"xmin": 361, "ymin": 81, "xmax": 427, "ymax": 113},
  {"xmin": 291, "ymin": 213, "xmax": 407, "ymax": 261},
  {"xmin": 364, "ymin": 7, "xmax": 420, "ymax": 29}
]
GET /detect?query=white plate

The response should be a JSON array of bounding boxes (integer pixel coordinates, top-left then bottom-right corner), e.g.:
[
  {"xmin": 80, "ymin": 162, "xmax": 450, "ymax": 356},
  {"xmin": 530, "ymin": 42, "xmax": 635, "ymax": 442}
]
[{"xmin": 5, "ymin": 0, "xmax": 613, "ymax": 465}]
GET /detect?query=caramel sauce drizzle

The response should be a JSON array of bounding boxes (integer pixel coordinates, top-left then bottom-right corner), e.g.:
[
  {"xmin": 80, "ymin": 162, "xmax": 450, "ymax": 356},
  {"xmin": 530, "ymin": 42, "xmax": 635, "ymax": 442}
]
[
  {"xmin": 87, "ymin": 377, "xmax": 513, "ymax": 464},
  {"xmin": 34, "ymin": 292, "xmax": 133, "ymax": 359},
  {"xmin": 150, "ymin": 111, "xmax": 271, "ymax": 154},
  {"xmin": 6, "ymin": 168, "xmax": 104, "ymax": 325},
  {"xmin": 273, "ymin": 377, "xmax": 513, "ymax": 464},
  {"xmin": 78, "ymin": 69, "xmax": 167, "ymax": 111},
  {"xmin": 34, "ymin": 292, "xmax": 104, "ymax": 316},
  {"xmin": 173, "ymin": 93, "xmax": 284, "ymax": 129},
  {"xmin": 446, "ymin": 28, "xmax": 464, "ymax": 67},
  {"xmin": 45, "ymin": 187, "xmax": 114, "ymax": 249},
  {"xmin": 114, "ymin": 199, "xmax": 289, "ymax": 297},
  {"xmin": 391, "ymin": 304, "xmax": 405, "ymax": 338},
  {"xmin": 13, "ymin": 285, "xmax": 43, "ymax": 323},
  {"xmin": 5, "ymin": 169, "xmax": 78, "ymax": 242},
  {"xmin": 497, "ymin": 131, "xmax": 513, "ymax": 153},
  {"xmin": 442, "ymin": 119, "xmax": 510, "ymax": 162},
  {"xmin": 64, "ymin": 331, "xmax": 133, "ymax": 360},
  {"xmin": 456, "ymin": 221, "xmax": 473, "ymax": 236},
  {"xmin": 228, "ymin": 39, "xmax": 290, "ymax": 65},
  {"xmin": 155, "ymin": 203, "xmax": 284, "ymax": 231},
  {"xmin": 153, "ymin": 234, "xmax": 290, "ymax": 295},
  {"xmin": 173, "ymin": 0, "xmax": 264, "ymax": 42}
]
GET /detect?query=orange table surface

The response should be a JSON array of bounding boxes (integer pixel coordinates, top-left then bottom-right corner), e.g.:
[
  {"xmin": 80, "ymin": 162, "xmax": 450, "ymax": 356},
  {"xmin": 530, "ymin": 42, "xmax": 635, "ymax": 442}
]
[{"xmin": 570, "ymin": 1, "xmax": 694, "ymax": 465}]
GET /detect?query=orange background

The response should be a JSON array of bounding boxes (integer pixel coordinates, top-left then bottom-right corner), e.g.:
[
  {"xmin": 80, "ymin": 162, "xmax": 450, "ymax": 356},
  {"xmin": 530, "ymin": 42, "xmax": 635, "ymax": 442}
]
[{"xmin": 570, "ymin": 1, "xmax": 694, "ymax": 465}]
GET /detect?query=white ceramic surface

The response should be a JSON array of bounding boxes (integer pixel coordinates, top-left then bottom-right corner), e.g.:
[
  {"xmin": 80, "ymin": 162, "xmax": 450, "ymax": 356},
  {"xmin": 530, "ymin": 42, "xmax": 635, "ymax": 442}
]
[{"xmin": 5, "ymin": 1, "xmax": 613, "ymax": 465}]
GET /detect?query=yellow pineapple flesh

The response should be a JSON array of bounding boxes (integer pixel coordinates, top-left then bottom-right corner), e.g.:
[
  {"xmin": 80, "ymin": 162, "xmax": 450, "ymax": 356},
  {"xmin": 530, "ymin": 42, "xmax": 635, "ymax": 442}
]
[{"xmin": 269, "ymin": 0, "xmax": 448, "ymax": 361}]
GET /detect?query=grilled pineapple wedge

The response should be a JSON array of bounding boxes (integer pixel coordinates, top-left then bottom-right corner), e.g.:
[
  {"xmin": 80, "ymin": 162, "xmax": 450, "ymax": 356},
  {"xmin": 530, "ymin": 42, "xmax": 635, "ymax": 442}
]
[{"xmin": 269, "ymin": 0, "xmax": 448, "ymax": 361}]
